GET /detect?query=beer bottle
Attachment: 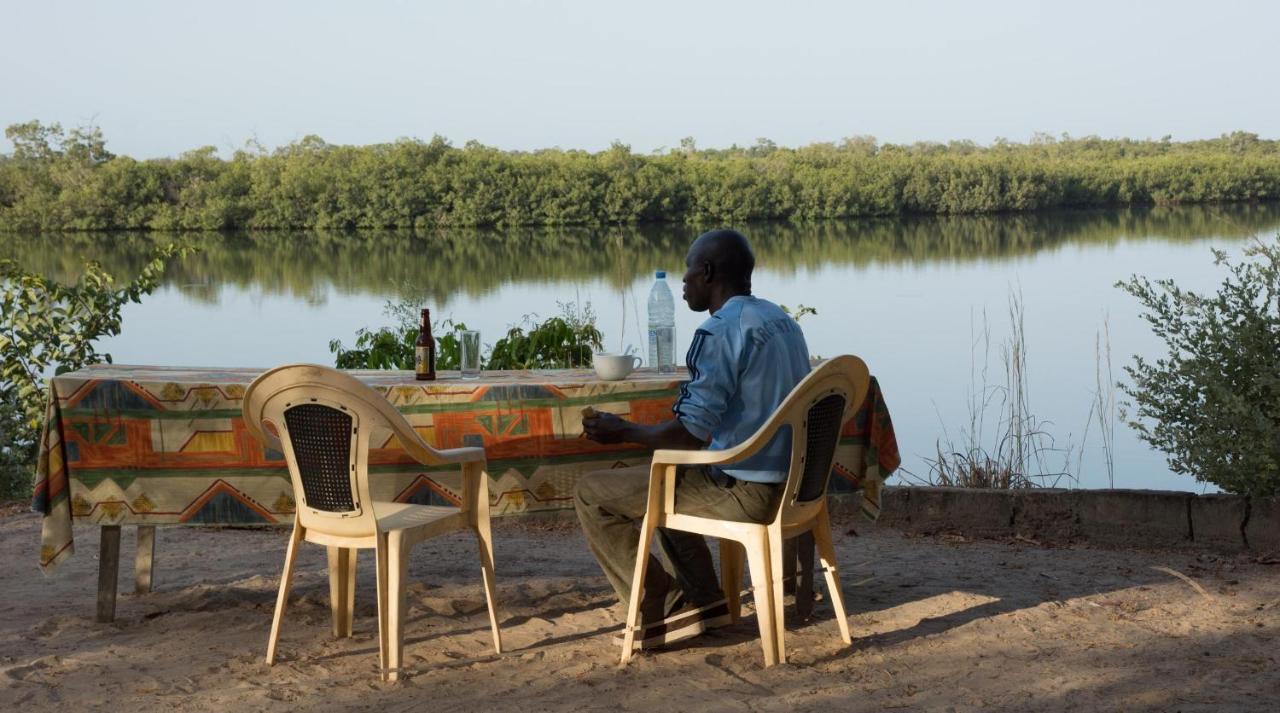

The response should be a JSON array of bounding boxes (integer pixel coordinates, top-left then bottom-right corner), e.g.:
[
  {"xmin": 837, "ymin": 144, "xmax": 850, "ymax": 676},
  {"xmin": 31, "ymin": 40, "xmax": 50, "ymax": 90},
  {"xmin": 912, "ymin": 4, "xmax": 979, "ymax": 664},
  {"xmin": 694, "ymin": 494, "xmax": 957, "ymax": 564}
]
[{"xmin": 415, "ymin": 308, "xmax": 436, "ymax": 381}]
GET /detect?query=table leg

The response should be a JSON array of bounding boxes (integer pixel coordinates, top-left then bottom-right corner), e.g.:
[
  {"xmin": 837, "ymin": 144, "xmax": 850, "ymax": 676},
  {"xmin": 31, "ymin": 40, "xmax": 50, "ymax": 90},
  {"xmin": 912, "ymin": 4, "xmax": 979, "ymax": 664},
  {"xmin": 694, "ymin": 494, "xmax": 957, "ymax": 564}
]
[
  {"xmin": 795, "ymin": 531, "xmax": 816, "ymax": 620},
  {"xmin": 97, "ymin": 526, "xmax": 122, "ymax": 623},
  {"xmin": 135, "ymin": 526, "xmax": 156, "ymax": 594}
]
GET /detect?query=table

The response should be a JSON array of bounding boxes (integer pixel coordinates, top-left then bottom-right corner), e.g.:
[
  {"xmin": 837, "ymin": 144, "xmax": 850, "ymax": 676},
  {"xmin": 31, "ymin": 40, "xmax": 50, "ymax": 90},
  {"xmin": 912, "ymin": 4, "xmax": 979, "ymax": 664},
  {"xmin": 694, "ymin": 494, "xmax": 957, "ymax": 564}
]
[{"xmin": 33, "ymin": 365, "xmax": 897, "ymax": 621}]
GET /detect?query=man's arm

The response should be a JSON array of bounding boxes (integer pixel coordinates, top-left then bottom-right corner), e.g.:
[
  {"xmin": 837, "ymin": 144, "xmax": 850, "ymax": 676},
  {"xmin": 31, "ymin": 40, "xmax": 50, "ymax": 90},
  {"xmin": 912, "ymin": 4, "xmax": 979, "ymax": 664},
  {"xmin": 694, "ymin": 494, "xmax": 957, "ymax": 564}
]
[
  {"xmin": 583, "ymin": 325, "xmax": 733, "ymax": 452},
  {"xmin": 582, "ymin": 412, "xmax": 706, "ymax": 450}
]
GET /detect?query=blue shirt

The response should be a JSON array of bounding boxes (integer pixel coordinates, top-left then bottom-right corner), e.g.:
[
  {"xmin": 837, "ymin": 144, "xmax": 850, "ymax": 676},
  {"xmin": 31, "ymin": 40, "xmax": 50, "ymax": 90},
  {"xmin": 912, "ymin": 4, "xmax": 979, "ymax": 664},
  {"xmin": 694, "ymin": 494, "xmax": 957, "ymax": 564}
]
[{"xmin": 673, "ymin": 295, "xmax": 811, "ymax": 484}]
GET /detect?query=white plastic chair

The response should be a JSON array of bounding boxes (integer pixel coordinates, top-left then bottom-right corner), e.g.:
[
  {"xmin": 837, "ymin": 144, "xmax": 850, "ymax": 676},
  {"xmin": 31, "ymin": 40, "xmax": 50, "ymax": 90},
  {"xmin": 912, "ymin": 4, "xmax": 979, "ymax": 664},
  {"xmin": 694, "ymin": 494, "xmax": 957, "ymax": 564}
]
[
  {"xmin": 621, "ymin": 355, "xmax": 871, "ymax": 667},
  {"xmin": 242, "ymin": 364, "xmax": 502, "ymax": 681}
]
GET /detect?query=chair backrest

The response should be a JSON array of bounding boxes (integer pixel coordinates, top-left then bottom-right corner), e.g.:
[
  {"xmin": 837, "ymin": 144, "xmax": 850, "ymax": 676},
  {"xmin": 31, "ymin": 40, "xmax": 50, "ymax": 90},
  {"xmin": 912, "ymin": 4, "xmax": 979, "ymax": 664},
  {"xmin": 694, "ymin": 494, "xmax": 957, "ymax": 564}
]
[
  {"xmin": 241, "ymin": 364, "xmax": 456, "ymax": 538},
  {"xmin": 767, "ymin": 355, "xmax": 871, "ymax": 530},
  {"xmin": 794, "ymin": 392, "xmax": 850, "ymax": 503},
  {"xmin": 282, "ymin": 401, "xmax": 360, "ymax": 515}
]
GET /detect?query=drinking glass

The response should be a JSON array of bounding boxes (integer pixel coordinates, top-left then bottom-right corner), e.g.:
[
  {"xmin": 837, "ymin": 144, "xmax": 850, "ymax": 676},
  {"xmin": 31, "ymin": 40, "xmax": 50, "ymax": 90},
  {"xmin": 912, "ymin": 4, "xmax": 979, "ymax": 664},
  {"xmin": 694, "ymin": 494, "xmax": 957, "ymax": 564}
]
[{"xmin": 460, "ymin": 330, "xmax": 482, "ymax": 379}]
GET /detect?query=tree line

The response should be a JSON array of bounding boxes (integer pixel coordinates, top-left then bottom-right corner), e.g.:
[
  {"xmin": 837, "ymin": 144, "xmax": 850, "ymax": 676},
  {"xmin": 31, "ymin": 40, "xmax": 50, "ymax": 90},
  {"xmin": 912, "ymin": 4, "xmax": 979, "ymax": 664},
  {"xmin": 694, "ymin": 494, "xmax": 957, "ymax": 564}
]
[{"xmin": 2, "ymin": 121, "xmax": 1279, "ymax": 231}]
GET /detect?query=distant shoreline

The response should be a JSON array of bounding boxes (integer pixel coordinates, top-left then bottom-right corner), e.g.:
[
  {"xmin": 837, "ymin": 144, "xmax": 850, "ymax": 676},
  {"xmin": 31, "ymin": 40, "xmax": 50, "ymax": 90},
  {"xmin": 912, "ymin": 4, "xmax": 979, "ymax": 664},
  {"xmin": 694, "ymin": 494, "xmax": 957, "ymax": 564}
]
[{"xmin": 3, "ymin": 122, "xmax": 1279, "ymax": 232}]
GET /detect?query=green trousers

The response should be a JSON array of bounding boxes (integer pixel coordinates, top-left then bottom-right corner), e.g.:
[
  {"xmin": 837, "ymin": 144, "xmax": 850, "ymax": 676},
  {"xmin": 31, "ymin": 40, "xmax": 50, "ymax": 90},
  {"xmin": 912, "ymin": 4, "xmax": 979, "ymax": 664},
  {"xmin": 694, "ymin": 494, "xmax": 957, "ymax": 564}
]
[{"xmin": 573, "ymin": 464, "xmax": 780, "ymax": 623}]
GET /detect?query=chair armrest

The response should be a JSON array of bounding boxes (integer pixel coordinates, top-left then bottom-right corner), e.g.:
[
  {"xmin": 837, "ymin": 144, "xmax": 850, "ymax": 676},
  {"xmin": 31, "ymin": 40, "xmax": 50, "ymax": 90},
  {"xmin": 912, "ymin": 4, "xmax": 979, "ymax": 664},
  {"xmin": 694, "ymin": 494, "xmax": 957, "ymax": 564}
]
[
  {"xmin": 390, "ymin": 418, "xmax": 486, "ymax": 466},
  {"xmin": 651, "ymin": 438, "xmax": 763, "ymax": 469},
  {"xmin": 648, "ymin": 441, "xmax": 767, "ymax": 513},
  {"xmin": 424, "ymin": 446, "xmax": 486, "ymax": 465}
]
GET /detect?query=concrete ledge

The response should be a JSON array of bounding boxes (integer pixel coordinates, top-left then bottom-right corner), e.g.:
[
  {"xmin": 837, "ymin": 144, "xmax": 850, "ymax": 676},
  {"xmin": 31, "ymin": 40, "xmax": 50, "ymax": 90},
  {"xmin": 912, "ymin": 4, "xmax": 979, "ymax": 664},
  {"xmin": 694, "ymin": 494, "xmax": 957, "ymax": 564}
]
[
  {"xmin": 495, "ymin": 486, "xmax": 1271, "ymax": 554},
  {"xmin": 860, "ymin": 486, "xmax": 1269, "ymax": 552},
  {"xmin": 1245, "ymin": 497, "xmax": 1280, "ymax": 552},
  {"xmin": 875, "ymin": 486, "xmax": 1015, "ymax": 537},
  {"xmin": 1011, "ymin": 489, "xmax": 1080, "ymax": 542},
  {"xmin": 867, "ymin": 487, "xmax": 908, "ymax": 526},
  {"xmin": 1191, "ymin": 494, "xmax": 1249, "ymax": 551},
  {"xmin": 1073, "ymin": 490, "xmax": 1191, "ymax": 547}
]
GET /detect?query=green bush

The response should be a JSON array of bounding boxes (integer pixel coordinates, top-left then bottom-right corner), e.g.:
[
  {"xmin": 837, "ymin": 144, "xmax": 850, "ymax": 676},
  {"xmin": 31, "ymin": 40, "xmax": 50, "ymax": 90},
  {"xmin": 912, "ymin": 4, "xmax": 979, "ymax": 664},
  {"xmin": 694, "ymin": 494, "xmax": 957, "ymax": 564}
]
[
  {"xmin": 484, "ymin": 303, "xmax": 603, "ymax": 370},
  {"xmin": 329, "ymin": 324, "xmax": 421, "ymax": 371},
  {"xmin": 1118, "ymin": 238, "xmax": 1280, "ymax": 496},
  {"xmin": 331, "ymin": 300, "xmax": 602, "ymax": 371},
  {"xmin": 0, "ymin": 245, "xmax": 190, "ymax": 499}
]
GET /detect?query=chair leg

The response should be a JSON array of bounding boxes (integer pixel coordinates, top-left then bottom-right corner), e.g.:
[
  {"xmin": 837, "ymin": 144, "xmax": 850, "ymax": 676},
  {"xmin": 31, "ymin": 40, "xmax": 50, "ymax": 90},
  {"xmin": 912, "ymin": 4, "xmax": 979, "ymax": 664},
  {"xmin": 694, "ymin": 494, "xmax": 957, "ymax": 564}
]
[
  {"xmin": 768, "ymin": 529, "xmax": 788, "ymax": 664},
  {"xmin": 813, "ymin": 510, "xmax": 852, "ymax": 645},
  {"xmin": 375, "ymin": 533, "xmax": 390, "ymax": 678},
  {"xmin": 620, "ymin": 515, "xmax": 658, "ymax": 666},
  {"xmin": 386, "ymin": 531, "xmax": 408, "ymax": 682},
  {"xmin": 327, "ymin": 547, "xmax": 341, "ymax": 636},
  {"xmin": 344, "ymin": 548, "xmax": 357, "ymax": 636},
  {"xmin": 327, "ymin": 547, "xmax": 357, "ymax": 638},
  {"xmin": 719, "ymin": 540, "xmax": 744, "ymax": 623},
  {"xmin": 473, "ymin": 515, "xmax": 503, "ymax": 654},
  {"xmin": 744, "ymin": 532, "xmax": 779, "ymax": 667},
  {"xmin": 266, "ymin": 523, "xmax": 304, "ymax": 665},
  {"xmin": 795, "ymin": 531, "xmax": 816, "ymax": 620}
]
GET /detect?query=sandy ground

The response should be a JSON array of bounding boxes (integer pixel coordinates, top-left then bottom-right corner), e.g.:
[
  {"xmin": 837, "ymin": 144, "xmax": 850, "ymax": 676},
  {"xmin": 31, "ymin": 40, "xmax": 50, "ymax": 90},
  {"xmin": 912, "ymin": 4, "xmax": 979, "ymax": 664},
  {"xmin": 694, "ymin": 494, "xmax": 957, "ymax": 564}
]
[{"xmin": 1, "ymin": 507, "xmax": 1278, "ymax": 713}]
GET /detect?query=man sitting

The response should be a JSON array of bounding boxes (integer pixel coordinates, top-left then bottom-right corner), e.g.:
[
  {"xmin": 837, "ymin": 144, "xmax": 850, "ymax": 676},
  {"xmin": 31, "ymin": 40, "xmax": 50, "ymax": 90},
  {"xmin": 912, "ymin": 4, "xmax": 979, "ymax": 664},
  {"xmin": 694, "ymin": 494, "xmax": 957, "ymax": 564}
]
[{"xmin": 577, "ymin": 228, "xmax": 811, "ymax": 648}]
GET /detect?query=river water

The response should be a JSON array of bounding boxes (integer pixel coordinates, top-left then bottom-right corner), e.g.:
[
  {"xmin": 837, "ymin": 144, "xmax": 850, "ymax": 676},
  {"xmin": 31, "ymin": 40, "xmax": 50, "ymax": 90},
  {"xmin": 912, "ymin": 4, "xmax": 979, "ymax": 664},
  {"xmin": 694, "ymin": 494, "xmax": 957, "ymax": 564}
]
[{"xmin": 6, "ymin": 204, "xmax": 1279, "ymax": 491}]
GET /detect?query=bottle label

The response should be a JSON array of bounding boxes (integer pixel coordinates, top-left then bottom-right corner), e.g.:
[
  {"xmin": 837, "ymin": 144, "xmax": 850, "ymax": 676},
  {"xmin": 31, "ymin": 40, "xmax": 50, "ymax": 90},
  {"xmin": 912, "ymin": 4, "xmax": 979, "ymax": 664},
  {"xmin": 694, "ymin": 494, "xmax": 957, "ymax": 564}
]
[{"xmin": 415, "ymin": 346, "xmax": 429, "ymax": 375}]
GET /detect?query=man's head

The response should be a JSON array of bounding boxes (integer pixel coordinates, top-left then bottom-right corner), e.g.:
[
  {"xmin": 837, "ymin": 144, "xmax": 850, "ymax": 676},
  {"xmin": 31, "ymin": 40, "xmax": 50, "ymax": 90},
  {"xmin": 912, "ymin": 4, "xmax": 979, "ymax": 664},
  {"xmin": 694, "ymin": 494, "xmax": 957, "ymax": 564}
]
[{"xmin": 681, "ymin": 229, "xmax": 755, "ymax": 313}]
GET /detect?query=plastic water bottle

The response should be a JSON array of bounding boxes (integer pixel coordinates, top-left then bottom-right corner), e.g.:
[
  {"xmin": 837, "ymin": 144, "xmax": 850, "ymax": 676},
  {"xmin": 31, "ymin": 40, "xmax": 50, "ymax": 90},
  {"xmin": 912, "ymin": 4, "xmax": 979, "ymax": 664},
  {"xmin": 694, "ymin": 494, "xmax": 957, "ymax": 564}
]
[{"xmin": 647, "ymin": 271, "xmax": 676, "ymax": 372}]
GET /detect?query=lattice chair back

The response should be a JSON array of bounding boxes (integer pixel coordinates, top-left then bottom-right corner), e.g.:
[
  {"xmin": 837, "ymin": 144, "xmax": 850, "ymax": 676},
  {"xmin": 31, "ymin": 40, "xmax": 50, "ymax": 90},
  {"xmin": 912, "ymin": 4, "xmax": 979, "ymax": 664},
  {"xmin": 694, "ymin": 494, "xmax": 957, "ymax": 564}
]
[
  {"xmin": 243, "ymin": 364, "xmax": 462, "ymax": 540},
  {"xmin": 282, "ymin": 401, "xmax": 360, "ymax": 516},
  {"xmin": 793, "ymin": 392, "xmax": 849, "ymax": 503},
  {"xmin": 771, "ymin": 355, "xmax": 870, "ymax": 531}
]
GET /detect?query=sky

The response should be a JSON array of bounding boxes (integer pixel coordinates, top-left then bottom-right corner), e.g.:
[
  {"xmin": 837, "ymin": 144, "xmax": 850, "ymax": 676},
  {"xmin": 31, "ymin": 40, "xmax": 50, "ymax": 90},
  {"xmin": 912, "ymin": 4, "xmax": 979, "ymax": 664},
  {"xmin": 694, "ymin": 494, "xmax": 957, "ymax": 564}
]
[{"xmin": 3, "ymin": 0, "xmax": 1278, "ymax": 158}]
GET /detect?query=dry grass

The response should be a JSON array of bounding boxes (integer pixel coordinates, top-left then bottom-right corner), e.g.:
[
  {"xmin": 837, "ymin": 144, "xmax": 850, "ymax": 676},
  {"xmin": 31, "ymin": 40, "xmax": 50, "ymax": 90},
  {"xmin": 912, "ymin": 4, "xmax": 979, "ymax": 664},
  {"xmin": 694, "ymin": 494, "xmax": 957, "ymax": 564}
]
[
  {"xmin": 906, "ymin": 287, "xmax": 1075, "ymax": 489},
  {"xmin": 1080, "ymin": 318, "xmax": 1118, "ymax": 488}
]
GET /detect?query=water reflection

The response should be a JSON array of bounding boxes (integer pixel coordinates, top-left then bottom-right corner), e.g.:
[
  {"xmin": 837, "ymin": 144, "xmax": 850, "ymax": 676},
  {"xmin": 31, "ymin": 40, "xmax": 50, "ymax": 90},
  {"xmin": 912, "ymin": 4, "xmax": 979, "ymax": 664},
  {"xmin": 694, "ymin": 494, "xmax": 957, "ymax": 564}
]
[{"xmin": 5, "ymin": 204, "xmax": 1279, "ymax": 303}]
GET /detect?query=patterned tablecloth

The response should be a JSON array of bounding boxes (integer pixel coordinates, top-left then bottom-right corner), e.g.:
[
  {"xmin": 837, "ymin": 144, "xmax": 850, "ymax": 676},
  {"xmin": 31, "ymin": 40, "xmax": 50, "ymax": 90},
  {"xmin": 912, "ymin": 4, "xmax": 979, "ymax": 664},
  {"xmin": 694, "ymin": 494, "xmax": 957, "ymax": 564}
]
[{"xmin": 33, "ymin": 365, "xmax": 899, "ymax": 572}]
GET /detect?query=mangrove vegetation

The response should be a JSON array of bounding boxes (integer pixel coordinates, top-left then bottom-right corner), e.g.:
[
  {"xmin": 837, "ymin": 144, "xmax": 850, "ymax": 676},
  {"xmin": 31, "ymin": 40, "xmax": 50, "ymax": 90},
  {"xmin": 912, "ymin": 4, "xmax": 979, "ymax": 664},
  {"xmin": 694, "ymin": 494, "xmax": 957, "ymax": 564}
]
[{"xmin": 2, "ymin": 122, "xmax": 1280, "ymax": 231}]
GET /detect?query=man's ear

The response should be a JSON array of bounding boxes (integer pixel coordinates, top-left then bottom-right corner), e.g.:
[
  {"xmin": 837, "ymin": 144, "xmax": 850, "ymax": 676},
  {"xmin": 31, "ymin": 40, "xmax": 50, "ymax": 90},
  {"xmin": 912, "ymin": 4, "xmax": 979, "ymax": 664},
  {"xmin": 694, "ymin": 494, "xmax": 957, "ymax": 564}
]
[{"xmin": 701, "ymin": 260, "xmax": 714, "ymax": 283}]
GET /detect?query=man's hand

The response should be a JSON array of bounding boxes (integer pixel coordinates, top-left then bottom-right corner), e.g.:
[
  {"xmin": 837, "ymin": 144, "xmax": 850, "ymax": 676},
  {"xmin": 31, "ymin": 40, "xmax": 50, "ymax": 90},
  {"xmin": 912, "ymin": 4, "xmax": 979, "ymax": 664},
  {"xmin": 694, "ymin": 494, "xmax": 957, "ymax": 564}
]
[
  {"xmin": 582, "ymin": 411, "xmax": 631, "ymax": 444},
  {"xmin": 580, "ymin": 406, "xmax": 707, "ymax": 450}
]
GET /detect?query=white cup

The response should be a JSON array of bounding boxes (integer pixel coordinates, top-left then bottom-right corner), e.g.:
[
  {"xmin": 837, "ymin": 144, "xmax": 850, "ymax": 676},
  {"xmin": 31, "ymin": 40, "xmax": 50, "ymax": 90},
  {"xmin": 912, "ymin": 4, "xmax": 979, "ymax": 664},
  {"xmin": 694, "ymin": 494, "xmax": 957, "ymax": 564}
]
[{"xmin": 593, "ymin": 353, "xmax": 642, "ymax": 381}]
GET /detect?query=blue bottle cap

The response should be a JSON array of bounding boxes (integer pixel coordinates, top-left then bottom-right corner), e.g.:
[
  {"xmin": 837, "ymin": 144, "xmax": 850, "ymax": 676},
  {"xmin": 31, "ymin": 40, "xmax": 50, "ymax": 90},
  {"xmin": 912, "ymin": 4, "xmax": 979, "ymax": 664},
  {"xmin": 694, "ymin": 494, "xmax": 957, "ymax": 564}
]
[{"xmin": 656, "ymin": 270, "xmax": 666, "ymax": 278}]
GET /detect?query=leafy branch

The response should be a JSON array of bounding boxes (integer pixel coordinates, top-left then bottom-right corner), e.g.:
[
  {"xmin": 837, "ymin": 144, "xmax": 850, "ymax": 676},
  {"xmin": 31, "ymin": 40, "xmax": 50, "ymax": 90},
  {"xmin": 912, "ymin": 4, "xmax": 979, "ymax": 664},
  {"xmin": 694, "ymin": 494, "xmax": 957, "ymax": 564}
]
[
  {"xmin": 1117, "ymin": 237, "xmax": 1280, "ymax": 496},
  {"xmin": 0, "ymin": 244, "xmax": 192, "ymax": 498}
]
